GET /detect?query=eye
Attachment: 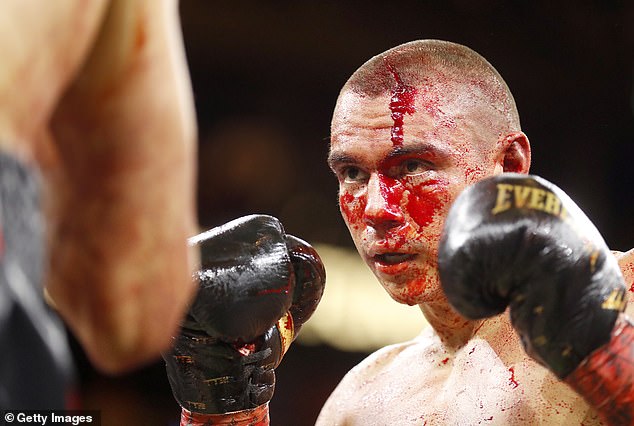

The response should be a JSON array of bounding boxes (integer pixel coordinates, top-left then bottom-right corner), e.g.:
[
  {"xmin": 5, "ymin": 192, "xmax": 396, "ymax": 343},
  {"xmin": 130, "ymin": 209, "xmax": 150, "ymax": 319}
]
[
  {"xmin": 401, "ymin": 159, "xmax": 430, "ymax": 176},
  {"xmin": 340, "ymin": 166, "xmax": 369, "ymax": 184}
]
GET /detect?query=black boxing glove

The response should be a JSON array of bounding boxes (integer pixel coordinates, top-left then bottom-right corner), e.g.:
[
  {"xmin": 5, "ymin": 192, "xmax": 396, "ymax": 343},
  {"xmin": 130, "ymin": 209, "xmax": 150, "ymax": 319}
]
[
  {"xmin": 438, "ymin": 173, "xmax": 627, "ymax": 379},
  {"xmin": 163, "ymin": 214, "xmax": 325, "ymax": 419},
  {"xmin": 165, "ymin": 323, "xmax": 285, "ymax": 415},
  {"xmin": 184, "ymin": 214, "xmax": 294, "ymax": 342}
]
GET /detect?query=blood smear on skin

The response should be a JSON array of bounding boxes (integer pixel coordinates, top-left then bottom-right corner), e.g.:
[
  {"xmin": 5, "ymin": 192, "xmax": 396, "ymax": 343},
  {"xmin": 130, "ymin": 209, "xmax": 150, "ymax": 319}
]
[
  {"xmin": 385, "ymin": 61, "xmax": 417, "ymax": 147},
  {"xmin": 339, "ymin": 192, "xmax": 364, "ymax": 226},
  {"xmin": 508, "ymin": 367, "xmax": 519, "ymax": 388}
]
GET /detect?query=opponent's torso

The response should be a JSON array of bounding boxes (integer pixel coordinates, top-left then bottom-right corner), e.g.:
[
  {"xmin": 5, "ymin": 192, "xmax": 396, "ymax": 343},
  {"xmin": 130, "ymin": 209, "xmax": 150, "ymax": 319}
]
[{"xmin": 0, "ymin": 153, "xmax": 72, "ymax": 409}]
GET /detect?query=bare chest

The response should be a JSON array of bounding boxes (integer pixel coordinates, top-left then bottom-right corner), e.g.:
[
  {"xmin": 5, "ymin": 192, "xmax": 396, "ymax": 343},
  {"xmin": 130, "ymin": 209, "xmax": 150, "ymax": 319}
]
[{"xmin": 344, "ymin": 340, "xmax": 602, "ymax": 425}]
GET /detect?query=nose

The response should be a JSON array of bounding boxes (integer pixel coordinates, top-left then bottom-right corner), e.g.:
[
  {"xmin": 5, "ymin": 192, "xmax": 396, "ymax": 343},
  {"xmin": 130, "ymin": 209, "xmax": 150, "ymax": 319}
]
[{"xmin": 364, "ymin": 173, "xmax": 404, "ymax": 229}]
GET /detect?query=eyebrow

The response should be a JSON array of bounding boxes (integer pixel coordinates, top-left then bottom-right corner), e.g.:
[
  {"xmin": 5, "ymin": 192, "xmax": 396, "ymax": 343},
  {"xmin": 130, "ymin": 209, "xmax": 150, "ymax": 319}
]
[
  {"xmin": 328, "ymin": 141, "xmax": 452, "ymax": 170},
  {"xmin": 327, "ymin": 151, "xmax": 359, "ymax": 170},
  {"xmin": 386, "ymin": 142, "xmax": 451, "ymax": 161}
]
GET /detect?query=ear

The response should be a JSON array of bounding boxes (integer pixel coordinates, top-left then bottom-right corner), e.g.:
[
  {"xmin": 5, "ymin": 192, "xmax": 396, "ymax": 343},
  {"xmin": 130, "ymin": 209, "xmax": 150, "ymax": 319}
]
[{"xmin": 497, "ymin": 132, "xmax": 531, "ymax": 174}]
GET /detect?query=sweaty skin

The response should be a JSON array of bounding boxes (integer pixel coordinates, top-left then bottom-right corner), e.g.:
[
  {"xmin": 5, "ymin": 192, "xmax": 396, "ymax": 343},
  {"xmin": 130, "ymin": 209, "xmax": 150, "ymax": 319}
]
[
  {"xmin": 318, "ymin": 44, "xmax": 633, "ymax": 425},
  {"xmin": 614, "ymin": 249, "xmax": 634, "ymax": 290},
  {"xmin": 0, "ymin": 0, "xmax": 198, "ymax": 373}
]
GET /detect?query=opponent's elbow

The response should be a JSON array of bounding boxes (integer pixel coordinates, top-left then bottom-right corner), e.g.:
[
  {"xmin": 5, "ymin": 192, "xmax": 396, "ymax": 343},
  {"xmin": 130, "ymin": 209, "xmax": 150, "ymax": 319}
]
[
  {"xmin": 46, "ymin": 268, "xmax": 196, "ymax": 374},
  {"xmin": 75, "ymin": 279, "xmax": 196, "ymax": 375}
]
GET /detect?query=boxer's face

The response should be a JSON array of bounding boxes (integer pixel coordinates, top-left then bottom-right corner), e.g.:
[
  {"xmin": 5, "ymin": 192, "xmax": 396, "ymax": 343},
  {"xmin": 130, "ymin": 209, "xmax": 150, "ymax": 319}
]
[{"xmin": 329, "ymin": 86, "xmax": 498, "ymax": 306}]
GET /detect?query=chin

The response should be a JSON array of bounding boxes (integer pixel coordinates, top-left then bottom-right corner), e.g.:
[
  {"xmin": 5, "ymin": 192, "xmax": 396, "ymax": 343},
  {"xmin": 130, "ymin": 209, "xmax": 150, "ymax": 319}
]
[
  {"xmin": 389, "ymin": 292, "xmax": 425, "ymax": 306},
  {"xmin": 379, "ymin": 273, "xmax": 443, "ymax": 306},
  {"xmin": 381, "ymin": 281, "xmax": 429, "ymax": 306}
]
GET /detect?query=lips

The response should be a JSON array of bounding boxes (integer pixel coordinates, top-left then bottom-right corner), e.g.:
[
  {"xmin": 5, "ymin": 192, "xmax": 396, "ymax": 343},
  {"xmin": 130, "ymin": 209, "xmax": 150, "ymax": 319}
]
[
  {"xmin": 370, "ymin": 252, "xmax": 416, "ymax": 276},
  {"xmin": 374, "ymin": 253, "xmax": 415, "ymax": 265}
]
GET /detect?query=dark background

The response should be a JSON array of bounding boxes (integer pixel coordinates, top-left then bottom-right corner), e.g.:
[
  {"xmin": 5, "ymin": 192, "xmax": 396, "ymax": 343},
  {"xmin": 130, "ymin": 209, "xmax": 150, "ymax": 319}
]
[{"xmin": 75, "ymin": 1, "xmax": 634, "ymax": 425}]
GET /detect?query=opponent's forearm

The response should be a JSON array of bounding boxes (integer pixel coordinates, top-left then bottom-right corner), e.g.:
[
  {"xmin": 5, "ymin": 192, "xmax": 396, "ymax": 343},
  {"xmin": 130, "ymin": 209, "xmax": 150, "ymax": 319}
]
[
  {"xmin": 565, "ymin": 314, "xmax": 634, "ymax": 426},
  {"xmin": 46, "ymin": 122, "xmax": 197, "ymax": 374},
  {"xmin": 180, "ymin": 404, "xmax": 269, "ymax": 426},
  {"xmin": 45, "ymin": 0, "xmax": 198, "ymax": 374}
]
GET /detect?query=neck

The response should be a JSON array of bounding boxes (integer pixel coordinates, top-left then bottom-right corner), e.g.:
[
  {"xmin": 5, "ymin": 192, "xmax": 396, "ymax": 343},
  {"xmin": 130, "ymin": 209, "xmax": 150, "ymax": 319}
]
[{"xmin": 419, "ymin": 299, "xmax": 483, "ymax": 351}]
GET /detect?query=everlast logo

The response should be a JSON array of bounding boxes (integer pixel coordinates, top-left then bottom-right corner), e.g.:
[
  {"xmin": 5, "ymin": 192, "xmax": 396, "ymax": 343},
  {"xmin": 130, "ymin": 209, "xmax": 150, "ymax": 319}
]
[
  {"xmin": 491, "ymin": 183, "xmax": 568, "ymax": 218},
  {"xmin": 601, "ymin": 288, "xmax": 628, "ymax": 312}
]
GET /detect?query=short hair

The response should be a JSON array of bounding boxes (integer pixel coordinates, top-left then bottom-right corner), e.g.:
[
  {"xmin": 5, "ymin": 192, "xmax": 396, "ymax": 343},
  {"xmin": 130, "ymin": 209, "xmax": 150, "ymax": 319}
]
[{"xmin": 336, "ymin": 40, "xmax": 521, "ymax": 133}]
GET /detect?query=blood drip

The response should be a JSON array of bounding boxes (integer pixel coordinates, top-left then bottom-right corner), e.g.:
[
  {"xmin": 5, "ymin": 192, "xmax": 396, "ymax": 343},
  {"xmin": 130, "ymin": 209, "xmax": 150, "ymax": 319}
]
[
  {"xmin": 508, "ymin": 367, "xmax": 519, "ymax": 388},
  {"xmin": 385, "ymin": 61, "xmax": 417, "ymax": 147}
]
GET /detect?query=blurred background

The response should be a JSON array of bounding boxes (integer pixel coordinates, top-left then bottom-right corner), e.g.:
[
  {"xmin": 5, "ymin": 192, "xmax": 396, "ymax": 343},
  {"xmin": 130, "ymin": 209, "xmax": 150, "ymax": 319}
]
[{"xmin": 72, "ymin": 1, "xmax": 634, "ymax": 425}]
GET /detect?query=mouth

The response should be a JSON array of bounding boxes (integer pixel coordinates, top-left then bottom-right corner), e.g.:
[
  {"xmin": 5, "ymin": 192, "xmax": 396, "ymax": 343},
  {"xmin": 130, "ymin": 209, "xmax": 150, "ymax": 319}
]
[{"xmin": 372, "ymin": 253, "xmax": 416, "ymax": 266}]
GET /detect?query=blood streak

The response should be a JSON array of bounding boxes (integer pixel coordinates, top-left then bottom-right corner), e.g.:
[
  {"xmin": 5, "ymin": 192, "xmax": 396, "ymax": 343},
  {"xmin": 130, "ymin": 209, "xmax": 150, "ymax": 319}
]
[
  {"xmin": 378, "ymin": 174, "xmax": 404, "ymax": 221},
  {"xmin": 508, "ymin": 367, "xmax": 519, "ymax": 388},
  {"xmin": 256, "ymin": 272, "xmax": 292, "ymax": 295},
  {"xmin": 404, "ymin": 178, "xmax": 450, "ymax": 229},
  {"xmin": 342, "ymin": 174, "xmax": 447, "ymax": 234},
  {"xmin": 339, "ymin": 192, "xmax": 364, "ymax": 226},
  {"xmin": 135, "ymin": 23, "xmax": 147, "ymax": 51},
  {"xmin": 405, "ymin": 186, "xmax": 444, "ymax": 229},
  {"xmin": 385, "ymin": 61, "xmax": 417, "ymax": 147}
]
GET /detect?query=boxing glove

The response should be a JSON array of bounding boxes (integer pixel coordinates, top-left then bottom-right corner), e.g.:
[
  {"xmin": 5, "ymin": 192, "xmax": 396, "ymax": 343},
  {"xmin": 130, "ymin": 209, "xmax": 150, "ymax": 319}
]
[
  {"xmin": 438, "ymin": 173, "xmax": 627, "ymax": 379},
  {"xmin": 183, "ymin": 214, "xmax": 295, "ymax": 342},
  {"xmin": 163, "ymin": 214, "xmax": 325, "ymax": 419}
]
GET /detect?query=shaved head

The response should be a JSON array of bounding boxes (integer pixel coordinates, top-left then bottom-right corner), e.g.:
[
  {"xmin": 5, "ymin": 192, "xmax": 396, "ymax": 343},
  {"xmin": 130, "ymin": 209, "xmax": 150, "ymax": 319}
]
[{"xmin": 334, "ymin": 40, "xmax": 521, "ymax": 139}]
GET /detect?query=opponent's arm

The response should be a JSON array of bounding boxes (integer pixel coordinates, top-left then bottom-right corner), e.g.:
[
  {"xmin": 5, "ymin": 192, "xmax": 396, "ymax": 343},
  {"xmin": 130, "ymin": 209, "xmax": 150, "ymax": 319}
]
[
  {"xmin": 163, "ymin": 215, "xmax": 325, "ymax": 426},
  {"xmin": 0, "ymin": 0, "xmax": 108, "ymax": 159},
  {"xmin": 439, "ymin": 173, "xmax": 633, "ymax": 425},
  {"xmin": 47, "ymin": 0, "xmax": 198, "ymax": 373}
]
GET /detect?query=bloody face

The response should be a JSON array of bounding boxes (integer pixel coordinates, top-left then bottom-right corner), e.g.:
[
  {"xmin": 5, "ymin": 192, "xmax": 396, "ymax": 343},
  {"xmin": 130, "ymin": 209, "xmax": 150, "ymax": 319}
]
[{"xmin": 329, "ymin": 77, "xmax": 502, "ymax": 306}]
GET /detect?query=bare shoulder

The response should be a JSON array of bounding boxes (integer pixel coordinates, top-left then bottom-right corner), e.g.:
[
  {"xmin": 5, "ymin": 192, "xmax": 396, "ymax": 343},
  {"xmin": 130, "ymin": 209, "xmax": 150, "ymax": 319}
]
[{"xmin": 613, "ymin": 248, "xmax": 634, "ymax": 286}]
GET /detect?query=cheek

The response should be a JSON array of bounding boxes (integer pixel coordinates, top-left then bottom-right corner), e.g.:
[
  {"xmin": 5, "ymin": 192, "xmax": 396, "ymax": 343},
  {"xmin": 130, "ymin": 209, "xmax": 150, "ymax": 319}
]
[
  {"xmin": 339, "ymin": 191, "xmax": 365, "ymax": 229},
  {"xmin": 404, "ymin": 179, "xmax": 452, "ymax": 229}
]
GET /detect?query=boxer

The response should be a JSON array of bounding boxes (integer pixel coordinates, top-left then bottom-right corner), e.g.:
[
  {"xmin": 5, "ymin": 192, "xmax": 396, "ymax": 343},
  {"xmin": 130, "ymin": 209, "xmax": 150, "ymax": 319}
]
[{"xmin": 317, "ymin": 40, "xmax": 633, "ymax": 425}]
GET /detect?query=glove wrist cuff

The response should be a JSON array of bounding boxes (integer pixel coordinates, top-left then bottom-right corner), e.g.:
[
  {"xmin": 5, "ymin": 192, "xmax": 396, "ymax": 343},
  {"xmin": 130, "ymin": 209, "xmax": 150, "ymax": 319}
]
[
  {"xmin": 564, "ymin": 314, "xmax": 634, "ymax": 425},
  {"xmin": 180, "ymin": 403, "xmax": 270, "ymax": 426}
]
